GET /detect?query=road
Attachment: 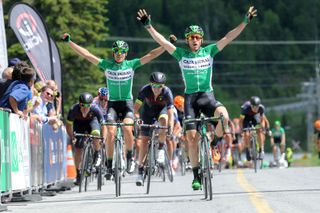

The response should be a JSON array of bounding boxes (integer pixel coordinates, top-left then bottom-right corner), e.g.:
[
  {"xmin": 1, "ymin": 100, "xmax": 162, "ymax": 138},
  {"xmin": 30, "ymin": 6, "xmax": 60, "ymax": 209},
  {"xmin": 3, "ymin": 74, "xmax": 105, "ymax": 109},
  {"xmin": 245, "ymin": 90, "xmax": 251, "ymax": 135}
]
[{"xmin": 3, "ymin": 166, "xmax": 320, "ymax": 213}]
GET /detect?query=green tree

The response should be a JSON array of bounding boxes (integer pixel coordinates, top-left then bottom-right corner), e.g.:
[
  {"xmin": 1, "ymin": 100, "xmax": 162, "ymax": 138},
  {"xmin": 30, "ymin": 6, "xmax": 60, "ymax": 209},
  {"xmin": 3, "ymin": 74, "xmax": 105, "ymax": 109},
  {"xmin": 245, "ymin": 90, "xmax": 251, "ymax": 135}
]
[{"xmin": 4, "ymin": 0, "xmax": 109, "ymax": 115}]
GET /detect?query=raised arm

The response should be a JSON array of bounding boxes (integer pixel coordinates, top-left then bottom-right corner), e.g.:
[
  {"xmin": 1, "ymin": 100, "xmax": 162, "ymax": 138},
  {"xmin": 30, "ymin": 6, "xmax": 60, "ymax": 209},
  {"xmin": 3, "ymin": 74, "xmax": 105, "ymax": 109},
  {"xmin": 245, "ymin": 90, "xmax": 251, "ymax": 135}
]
[
  {"xmin": 140, "ymin": 46, "xmax": 165, "ymax": 65},
  {"xmin": 62, "ymin": 33, "xmax": 100, "ymax": 65},
  {"xmin": 216, "ymin": 6, "xmax": 257, "ymax": 51},
  {"xmin": 137, "ymin": 9, "xmax": 176, "ymax": 55}
]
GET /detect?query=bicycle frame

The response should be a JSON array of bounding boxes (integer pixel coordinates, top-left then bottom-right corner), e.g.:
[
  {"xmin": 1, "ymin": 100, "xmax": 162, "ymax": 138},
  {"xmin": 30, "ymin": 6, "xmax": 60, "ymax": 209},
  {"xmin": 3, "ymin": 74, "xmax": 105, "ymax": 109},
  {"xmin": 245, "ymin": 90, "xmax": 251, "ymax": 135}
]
[{"xmin": 183, "ymin": 113, "xmax": 224, "ymax": 200}]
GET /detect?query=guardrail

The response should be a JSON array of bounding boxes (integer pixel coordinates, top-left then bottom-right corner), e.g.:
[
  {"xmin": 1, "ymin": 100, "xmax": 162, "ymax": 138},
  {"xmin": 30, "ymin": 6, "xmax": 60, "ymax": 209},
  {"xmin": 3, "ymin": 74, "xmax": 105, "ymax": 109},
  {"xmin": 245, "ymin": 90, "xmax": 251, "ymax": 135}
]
[{"xmin": 0, "ymin": 108, "xmax": 69, "ymax": 207}]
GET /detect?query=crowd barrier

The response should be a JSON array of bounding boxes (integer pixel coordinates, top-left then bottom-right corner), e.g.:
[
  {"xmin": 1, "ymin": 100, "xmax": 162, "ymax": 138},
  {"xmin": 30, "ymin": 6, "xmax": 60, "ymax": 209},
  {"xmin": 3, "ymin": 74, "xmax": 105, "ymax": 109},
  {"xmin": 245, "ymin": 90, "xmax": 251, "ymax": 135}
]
[{"xmin": 0, "ymin": 109, "xmax": 68, "ymax": 204}]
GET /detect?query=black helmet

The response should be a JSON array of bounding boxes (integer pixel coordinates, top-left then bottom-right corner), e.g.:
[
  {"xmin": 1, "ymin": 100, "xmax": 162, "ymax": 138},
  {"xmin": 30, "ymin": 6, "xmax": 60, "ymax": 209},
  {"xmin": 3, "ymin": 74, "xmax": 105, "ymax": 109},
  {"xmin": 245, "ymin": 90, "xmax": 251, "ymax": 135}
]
[
  {"xmin": 79, "ymin": 92, "xmax": 93, "ymax": 104},
  {"xmin": 150, "ymin": 72, "xmax": 166, "ymax": 84},
  {"xmin": 250, "ymin": 96, "xmax": 261, "ymax": 106},
  {"xmin": 112, "ymin": 40, "xmax": 129, "ymax": 52},
  {"xmin": 184, "ymin": 25, "xmax": 204, "ymax": 38}
]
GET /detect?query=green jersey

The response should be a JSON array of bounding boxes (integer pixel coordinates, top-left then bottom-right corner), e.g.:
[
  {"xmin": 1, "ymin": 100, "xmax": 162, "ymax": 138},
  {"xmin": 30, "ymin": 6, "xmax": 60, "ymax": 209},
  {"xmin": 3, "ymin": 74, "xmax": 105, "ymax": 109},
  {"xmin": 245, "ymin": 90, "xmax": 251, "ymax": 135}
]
[
  {"xmin": 172, "ymin": 44, "xmax": 220, "ymax": 94},
  {"xmin": 98, "ymin": 58, "xmax": 142, "ymax": 101}
]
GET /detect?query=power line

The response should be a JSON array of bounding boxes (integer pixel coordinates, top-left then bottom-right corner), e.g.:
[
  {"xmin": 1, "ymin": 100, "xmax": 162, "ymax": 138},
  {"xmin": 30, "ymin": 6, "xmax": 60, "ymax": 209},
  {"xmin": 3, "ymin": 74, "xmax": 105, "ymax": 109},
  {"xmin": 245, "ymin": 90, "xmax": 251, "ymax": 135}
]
[{"xmin": 105, "ymin": 36, "xmax": 320, "ymax": 45}]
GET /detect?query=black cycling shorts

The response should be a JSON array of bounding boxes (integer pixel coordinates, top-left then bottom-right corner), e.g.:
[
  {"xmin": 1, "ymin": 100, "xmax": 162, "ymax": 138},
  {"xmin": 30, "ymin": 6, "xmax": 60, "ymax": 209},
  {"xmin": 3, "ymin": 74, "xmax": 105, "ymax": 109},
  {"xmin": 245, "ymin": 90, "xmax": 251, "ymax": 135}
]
[
  {"xmin": 74, "ymin": 118, "xmax": 100, "ymax": 149},
  {"xmin": 107, "ymin": 100, "xmax": 134, "ymax": 122},
  {"xmin": 184, "ymin": 92, "xmax": 223, "ymax": 130},
  {"xmin": 243, "ymin": 113, "xmax": 262, "ymax": 129},
  {"xmin": 140, "ymin": 107, "xmax": 167, "ymax": 137}
]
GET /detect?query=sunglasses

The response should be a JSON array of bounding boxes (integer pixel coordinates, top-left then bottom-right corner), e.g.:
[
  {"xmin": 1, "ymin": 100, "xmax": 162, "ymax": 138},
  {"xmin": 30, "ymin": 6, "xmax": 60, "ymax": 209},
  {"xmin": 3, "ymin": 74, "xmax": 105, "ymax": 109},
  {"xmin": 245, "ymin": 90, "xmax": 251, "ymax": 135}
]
[
  {"xmin": 80, "ymin": 103, "xmax": 91, "ymax": 108},
  {"xmin": 99, "ymin": 97, "xmax": 108, "ymax": 101},
  {"xmin": 46, "ymin": 92, "xmax": 53, "ymax": 97},
  {"xmin": 187, "ymin": 34, "xmax": 203, "ymax": 41},
  {"xmin": 113, "ymin": 48, "xmax": 127, "ymax": 55},
  {"xmin": 151, "ymin": 83, "xmax": 164, "ymax": 89}
]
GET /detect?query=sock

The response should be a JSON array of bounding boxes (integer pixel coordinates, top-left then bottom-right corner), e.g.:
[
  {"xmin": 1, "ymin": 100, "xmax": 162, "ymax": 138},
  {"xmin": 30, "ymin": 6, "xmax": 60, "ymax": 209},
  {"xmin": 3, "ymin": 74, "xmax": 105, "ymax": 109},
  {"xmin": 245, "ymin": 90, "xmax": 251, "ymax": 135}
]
[
  {"xmin": 106, "ymin": 158, "xmax": 113, "ymax": 169},
  {"xmin": 126, "ymin": 150, "xmax": 133, "ymax": 160},
  {"xmin": 192, "ymin": 167, "xmax": 199, "ymax": 179}
]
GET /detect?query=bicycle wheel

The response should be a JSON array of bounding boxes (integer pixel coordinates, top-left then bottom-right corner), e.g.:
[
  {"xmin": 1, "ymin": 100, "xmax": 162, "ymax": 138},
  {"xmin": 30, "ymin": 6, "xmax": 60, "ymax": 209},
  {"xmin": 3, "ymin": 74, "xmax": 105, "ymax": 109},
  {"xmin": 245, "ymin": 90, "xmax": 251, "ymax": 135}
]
[
  {"xmin": 251, "ymin": 137, "xmax": 257, "ymax": 173},
  {"xmin": 146, "ymin": 140, "xmax": 154, "ymax": 194},
  {"xmin": 84, "ymin": 146, "xmax": 93, "ymax": 192},
  {"xmin": 97, "ymin": 148, "xmax": 104, "ymax": 191},
  {"xmin": 115, "ymin": 139, "xmax": 122, "ymax": 197},
  {"xmin": 203, "ymin": 136, "xmax": 213, "ymax": 200},
  {"xmin": 218, "ymin": 139, "xmax": 225, "ymax": 173},
  {"xmin": 179, "ymin": 149, "xmax": 186, "ymax": 176},
  {"xmin": 79, "ymin": 144, "xmax": 91, "ymax": 193},
  {"xmin": 163, "ymin": 148, "xmax": 173, "ymax": 182}
]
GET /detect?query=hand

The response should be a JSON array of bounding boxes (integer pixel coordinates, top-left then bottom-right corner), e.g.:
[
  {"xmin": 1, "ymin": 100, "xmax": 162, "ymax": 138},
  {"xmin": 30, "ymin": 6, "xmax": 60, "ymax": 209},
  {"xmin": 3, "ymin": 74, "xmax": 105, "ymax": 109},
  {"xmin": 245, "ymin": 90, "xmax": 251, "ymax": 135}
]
[
  {"xmin": 244, "ymin": 6, "xmax": 257, "ymax": 24},
  {"xmin": 137, "ymin": 9, "xmax": 151, "ymax": 27},
  {"xmin": 169, "ymin": 34, "xmax": 177, "ymax": 44},
  {"xmin": 167, "ymin": 125, "xmax": 173, "ymax": 136},
  {"xmin": 62, "ymin": 33, "xmax": 71, "ymax": 42}
]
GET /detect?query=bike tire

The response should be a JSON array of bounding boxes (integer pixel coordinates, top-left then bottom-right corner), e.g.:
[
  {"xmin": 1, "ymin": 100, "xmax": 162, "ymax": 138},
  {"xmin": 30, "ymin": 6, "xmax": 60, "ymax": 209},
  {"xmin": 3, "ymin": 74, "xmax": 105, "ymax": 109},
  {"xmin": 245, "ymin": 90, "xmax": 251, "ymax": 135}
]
[
  {"xmin": 115, "ymin": 139, "xmax": 121, "ymax": 197},
  {"xmin": 146, "ymin": 140, "xmax": 154, "ymax": 194},
  {"xmin": 84, "ymin": 147, "xmax": 93, "ymax": 192},
  {"xmin": 179, "ymin": 150, "xmax": 186, "ymax": 176},
  {"xmin": 97, "ymin": 148, "xmax": 104, "ymax": 191},
  {"xmin": 252, "ymin": 137, "xmax": 257, "ymax": 173},
  {"xmin": 203, "ymin": 136, "xmax": 213, "ymax": 200},
  {"xmin": 163, "ymin": 148, "xmax": 173, "ymax": 182},
  {"xmin": 218, "ymin": 139, "xmax": 225, "ymax": 173},
  {"xmin": 79, "ymin": 144, "xmax": 90, "ymax": 193}
]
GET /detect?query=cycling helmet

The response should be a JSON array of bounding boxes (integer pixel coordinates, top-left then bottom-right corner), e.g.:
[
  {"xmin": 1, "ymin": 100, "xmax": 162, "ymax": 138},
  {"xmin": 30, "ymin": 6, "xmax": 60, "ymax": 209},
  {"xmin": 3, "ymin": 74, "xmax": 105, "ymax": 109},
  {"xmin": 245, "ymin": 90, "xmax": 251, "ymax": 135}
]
[
  {"xmin": 275, "ymin": 120, "xmax": 281, "ymax": 126},
  {"xmin": 112, "ymin": 40, "xmax": 129, "ymax": 52},
  {"xmin": 314, "ymin": 119, "xmax": 320, "ymax": 130},
  {"xmin": 174, "ymin": 95, "xmax": 184, "ymax": 108},
  {"xmin": 184, "ymin": 25, "xmax": 204, "ymax": 38},
  {"xmin": 79, "ymin": 92, "xmax": 93, "ymax": 104},
  {"xmin": 98, "ymin": 87, "xmax": 109, "ymax": 97},
  {"xmin": 250, "ymin": 96, "xmax": 261, "ymax": 106},
  {"xmin": 150, "ymin": 72, "xmax": 166, "ymax": 84}
]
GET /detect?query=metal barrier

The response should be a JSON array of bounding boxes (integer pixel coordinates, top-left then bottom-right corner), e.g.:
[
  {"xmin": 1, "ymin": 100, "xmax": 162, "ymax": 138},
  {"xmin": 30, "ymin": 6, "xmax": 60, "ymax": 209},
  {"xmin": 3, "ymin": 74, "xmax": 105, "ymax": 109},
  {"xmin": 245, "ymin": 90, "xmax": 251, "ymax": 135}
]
[{"xmin": 0, "ymin": 109, "xmax": 68, "ymax": 209}]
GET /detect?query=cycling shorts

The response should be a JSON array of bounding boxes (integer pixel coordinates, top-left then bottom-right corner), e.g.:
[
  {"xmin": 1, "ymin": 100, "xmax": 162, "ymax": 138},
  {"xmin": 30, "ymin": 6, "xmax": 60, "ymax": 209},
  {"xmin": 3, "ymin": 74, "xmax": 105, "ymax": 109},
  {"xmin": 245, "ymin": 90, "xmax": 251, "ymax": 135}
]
[
  {"xmin": 140, "ymin": 107, "xmax": 168, "ymax": 137},
  {"xmin": 243, "ymin": 114, "xmax": 262, "ymax": 129},
  {"xmin": 107, "ymin": 100, "xmax": 134, "ymax": 122},
  {"xmin": 74, "ymin": 118, "xmax": 101, "ymax": 149},
  {"xmin": 184, "ymin": 92, "xmax": 223, "ymax": 130}
]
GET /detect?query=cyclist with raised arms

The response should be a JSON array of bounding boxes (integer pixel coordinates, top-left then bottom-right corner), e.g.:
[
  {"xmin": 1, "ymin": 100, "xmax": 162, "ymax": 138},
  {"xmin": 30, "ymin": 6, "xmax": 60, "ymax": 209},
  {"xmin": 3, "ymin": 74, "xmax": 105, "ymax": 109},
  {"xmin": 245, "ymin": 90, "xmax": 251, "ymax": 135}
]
[
  {"xmin": 62, "ymin": 34, "xmax": 166, "ymax": 179},
  {"xmin": 134, "ymin": 72, "xmax": 174, "ymax": 186},
  {"xmin": 137, "ymin": 7, "xmax": 257, "ymax": 190},
  {"xmin": 239, "ymin": 96, "xmax": 271, "ymax": 163},
  {"xmin": 66, "ymin": 92, "xmax": 106, "ymax": 185}
]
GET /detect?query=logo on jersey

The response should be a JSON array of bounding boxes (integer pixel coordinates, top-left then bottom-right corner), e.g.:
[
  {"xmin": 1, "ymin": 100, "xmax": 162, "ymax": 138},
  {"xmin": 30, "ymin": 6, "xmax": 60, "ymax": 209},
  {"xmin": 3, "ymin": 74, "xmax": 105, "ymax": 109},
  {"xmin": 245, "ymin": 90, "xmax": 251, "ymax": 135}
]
[
  {"xmin": 106, "ymin": 69, "xmax": 133, "ymax": 81},
  {"xmin": 181, "ymin": 56, "xmax": 211, "ymax": 70}
]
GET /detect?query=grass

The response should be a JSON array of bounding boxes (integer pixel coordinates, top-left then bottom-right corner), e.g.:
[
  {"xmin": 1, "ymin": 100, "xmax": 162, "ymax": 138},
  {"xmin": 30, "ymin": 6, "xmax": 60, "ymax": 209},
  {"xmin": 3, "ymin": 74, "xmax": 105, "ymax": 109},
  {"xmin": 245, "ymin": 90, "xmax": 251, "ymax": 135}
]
[{"xmin": 293, "ymin": 153, "xmax": 320, "ymax": 167}]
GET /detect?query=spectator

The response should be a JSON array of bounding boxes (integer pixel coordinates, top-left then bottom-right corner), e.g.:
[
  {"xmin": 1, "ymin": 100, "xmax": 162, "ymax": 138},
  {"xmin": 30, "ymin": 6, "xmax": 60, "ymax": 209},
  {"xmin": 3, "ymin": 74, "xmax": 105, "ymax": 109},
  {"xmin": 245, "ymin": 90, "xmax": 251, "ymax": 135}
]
[
  {"xmin": 46, "ymin": 80, "xmax": 62, "ymax": 117},
  {"xmin": 8, "ymin": 57, "xmax": 21, "ymax": 67},
  {"xmin": 31, "ymin": 85, "xmax": 59, "ymax": 127},
  {"xmin": 0, "ymin": 66, "xmax": 35, "ymax": 119},
  {"xmin": 0, "ymin": 61, "xmax": 30, "ymax": 98},
  {"xmin": 1, "ymin": 67, "xmax": 13, "ymax": 80}
]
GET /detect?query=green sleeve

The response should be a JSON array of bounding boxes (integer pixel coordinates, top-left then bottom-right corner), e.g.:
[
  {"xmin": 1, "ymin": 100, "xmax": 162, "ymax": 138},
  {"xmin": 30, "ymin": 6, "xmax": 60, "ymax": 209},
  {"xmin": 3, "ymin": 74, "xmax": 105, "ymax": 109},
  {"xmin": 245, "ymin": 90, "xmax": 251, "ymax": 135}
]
[
  {"xmin": 171, "ymin": 47, "xmax": 184, "ymax": 61},
  {"xmin": 97, "ymin": 59, "xmax": 111, "ymax": 71},
  {"xmin": 206, "ymin": 44, "xmax": 219, "ymax": 57},
  {"xmin": 130, "ymin": 58, "xmax": 142, "ymax": 70}
]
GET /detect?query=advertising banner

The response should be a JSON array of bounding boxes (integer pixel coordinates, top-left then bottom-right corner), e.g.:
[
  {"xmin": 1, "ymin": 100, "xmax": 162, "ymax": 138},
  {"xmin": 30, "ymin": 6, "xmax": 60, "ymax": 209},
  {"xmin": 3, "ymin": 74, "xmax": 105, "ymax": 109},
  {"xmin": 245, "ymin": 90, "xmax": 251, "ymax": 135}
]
[
  {"xmin": 0, "ymin": 0, "xmax": 8, "ymax": 76},
  {"xmin": 10, "ymin": 114, "xmax": 31, "ymax": 191},
  {"xmin": 9, "ymin": 2, "xmax": 53, "ymax": 81},
  {"xmin": 29, "ymin": 120, "xmax": 43, "ymax": 187}
]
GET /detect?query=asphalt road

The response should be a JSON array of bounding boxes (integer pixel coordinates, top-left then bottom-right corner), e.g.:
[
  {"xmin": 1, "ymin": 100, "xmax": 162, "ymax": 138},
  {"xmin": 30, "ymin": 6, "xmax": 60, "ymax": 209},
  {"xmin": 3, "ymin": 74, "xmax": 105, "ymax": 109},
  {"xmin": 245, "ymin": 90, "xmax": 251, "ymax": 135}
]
[{"xmin": 3, "ymin": 166, "xmax": 320, "ymax": 213}]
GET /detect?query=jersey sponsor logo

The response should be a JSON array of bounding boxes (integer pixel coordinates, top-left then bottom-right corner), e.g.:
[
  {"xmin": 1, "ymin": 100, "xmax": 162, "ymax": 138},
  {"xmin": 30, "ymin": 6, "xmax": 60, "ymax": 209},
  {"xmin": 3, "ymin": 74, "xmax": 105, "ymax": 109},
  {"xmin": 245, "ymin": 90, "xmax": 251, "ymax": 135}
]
[
  {"xmin": 106, "ymin": 68, "xmax": 133, "ymax": 81},
  {"xmin": 181, "ymin": 56, "xmax": 211, "ymax": 70}
]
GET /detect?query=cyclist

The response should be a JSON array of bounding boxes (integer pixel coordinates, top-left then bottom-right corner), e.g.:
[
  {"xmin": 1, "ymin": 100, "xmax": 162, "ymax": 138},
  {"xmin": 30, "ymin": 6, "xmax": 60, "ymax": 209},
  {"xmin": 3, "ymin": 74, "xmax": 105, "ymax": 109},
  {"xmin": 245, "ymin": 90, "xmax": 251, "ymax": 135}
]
[
  {"xmin": 270, "ymin": 120, "xmax": 286, "ymax": 164},
  {"xmin": 314, "ymin": 119, "xmax": 320, "ymax": 159},
  {"xmin": 62, "ymin": 34, "xmax": 166, "ymax": 178},
  {"xmin": 137, "ymin": 6, "xmax": 257, "ymax": 190},
  {"xmin": 92, "ymin": 87, "xmax": 109, "ymax": 142},
  {"xmin": 134, "ymin": 72, "xmax": 174, "ymax": 186},
  {"xmin": 231, "ymin": 118, "xmax": 243, "ymax": 166},
  {"xmin": 239, "ymin": 96, "xmax": 271, "ymax": 163},
  {"xmin": 66, "ymin": 92, "xmax": 106, "ymax": 185}
]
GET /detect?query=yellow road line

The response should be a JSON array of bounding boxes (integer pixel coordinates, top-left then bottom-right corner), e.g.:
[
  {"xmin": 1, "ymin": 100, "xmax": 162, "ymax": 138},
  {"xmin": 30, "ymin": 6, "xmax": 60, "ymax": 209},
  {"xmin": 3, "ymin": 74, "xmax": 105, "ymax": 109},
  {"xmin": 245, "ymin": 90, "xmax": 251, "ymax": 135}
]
[{"xmin": 236, "ymin": 169, "xmax": 273, "ymax": 213}]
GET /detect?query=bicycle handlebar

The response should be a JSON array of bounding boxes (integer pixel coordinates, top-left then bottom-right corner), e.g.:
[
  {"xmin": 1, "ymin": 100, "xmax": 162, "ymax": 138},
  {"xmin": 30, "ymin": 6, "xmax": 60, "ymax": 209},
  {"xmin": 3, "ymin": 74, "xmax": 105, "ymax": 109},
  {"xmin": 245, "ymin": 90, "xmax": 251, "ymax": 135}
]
[
  {"xmin": 183, "ymin": 115, "xmax": 222, "ymax": 125},
  {"xmin": 242, "ymin": 126, "xmax": 262, "ymax": 132},
  {"xmin": 139, "ymin": 123, "xmax": 168, "ymax": 130},
  {"xmin": 74, "ymin": 132, "xmax": 104, "ymax": 140},
  {"xmin": 102, "ymin": 122, "xmax": 135, "ymax": 127}
]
